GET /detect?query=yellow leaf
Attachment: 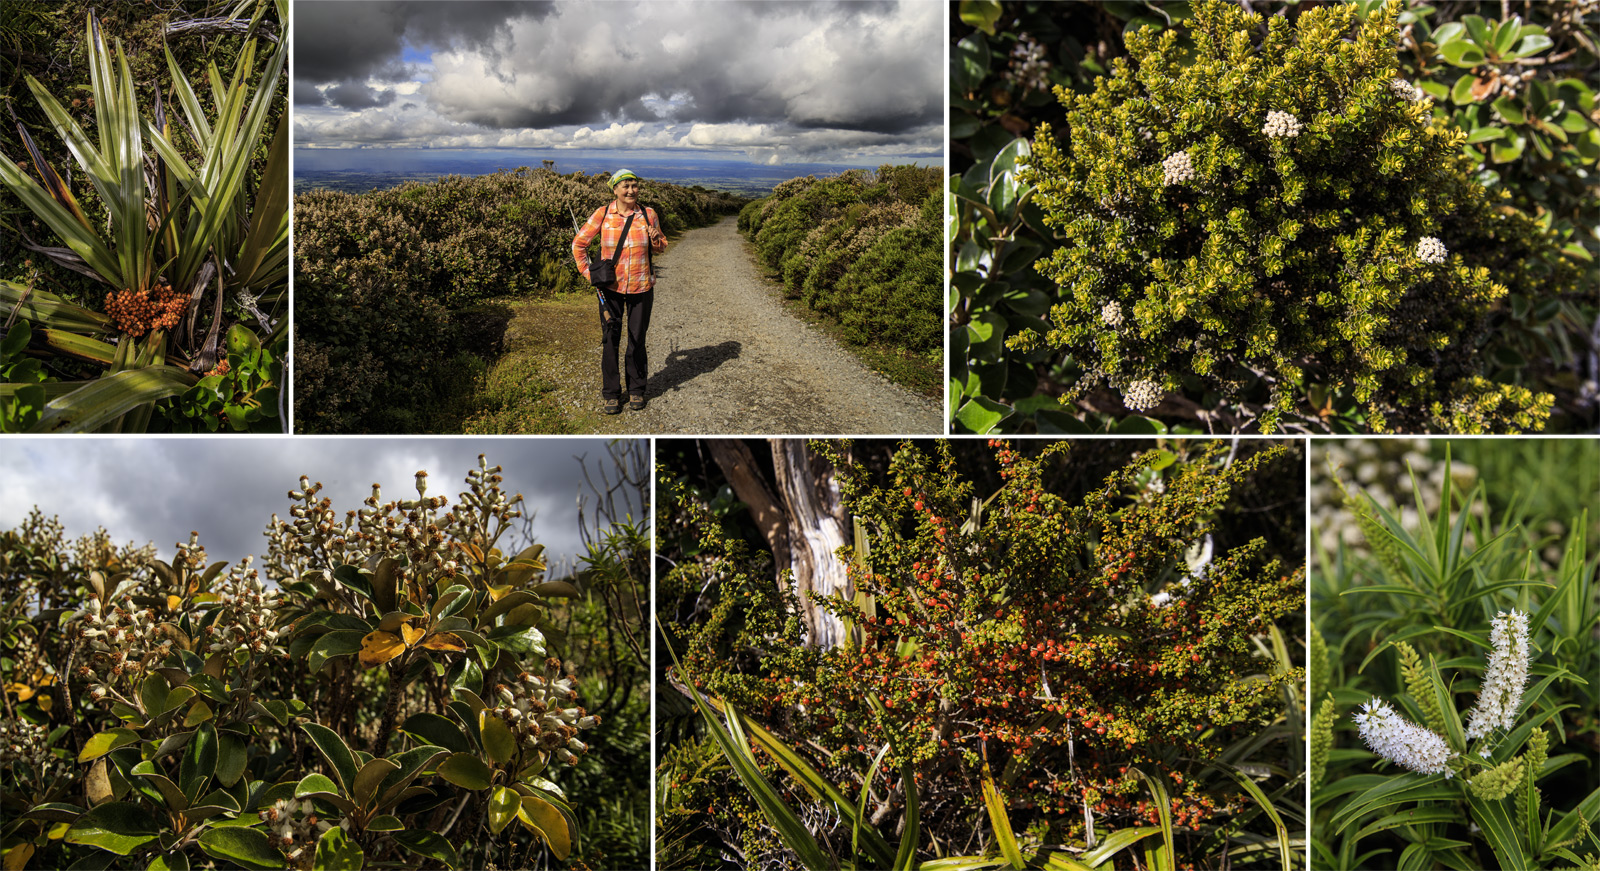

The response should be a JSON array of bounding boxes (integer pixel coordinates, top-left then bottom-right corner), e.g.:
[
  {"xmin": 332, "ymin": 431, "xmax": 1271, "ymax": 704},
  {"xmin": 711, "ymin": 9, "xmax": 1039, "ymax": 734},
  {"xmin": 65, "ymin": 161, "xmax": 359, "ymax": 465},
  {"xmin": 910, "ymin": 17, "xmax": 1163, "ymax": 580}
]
[
  {"xmin": 519, "ymin": 795, "xmax": 571, "ymax": 860},
  {"xmin": 85, "ymin": 757, "xmax": 114, "ymax": 807},
  {"xmin": 3, "ymin": 842, "xmax": 34, "ymax": 871},
  {"xmin": 359, "ymin": 631, "xmax": 406, "ymax": 668},
  {"xmin": 400, "ymin": 624, "xmax": 426, "ymax": 648},
  {"xmin": 184, "ymin": 700, "xmax": 213, "ymax": 726},
  {"xmin": 5, "ymin": 683, "xmax": 34, "ymax": 701},
  {"xmin": 418, "ymin": 632, "xmax": 465, "ymax": 652},
  {"xmin": 167, "ymin": 595, "xmax": 182, "ymax": 612},
  {"xmin": 38, "ymin": 694, "xmax": 52, "ymax": 713},
  {"xmin": 487, "ymin": 584, "xmax": 514, "ymax": 601},
  {"xmin": 47, "ymin": 822, "xmax": 68, "ymax": 841}
]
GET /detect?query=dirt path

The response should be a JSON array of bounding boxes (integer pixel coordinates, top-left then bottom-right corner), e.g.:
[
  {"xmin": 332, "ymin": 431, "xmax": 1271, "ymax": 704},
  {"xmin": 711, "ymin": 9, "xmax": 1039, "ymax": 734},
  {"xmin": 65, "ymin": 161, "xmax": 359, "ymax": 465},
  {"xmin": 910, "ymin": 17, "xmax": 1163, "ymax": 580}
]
[{"xmin": 509, "ymin": 216, "xmax": 942, "ymax": 435}]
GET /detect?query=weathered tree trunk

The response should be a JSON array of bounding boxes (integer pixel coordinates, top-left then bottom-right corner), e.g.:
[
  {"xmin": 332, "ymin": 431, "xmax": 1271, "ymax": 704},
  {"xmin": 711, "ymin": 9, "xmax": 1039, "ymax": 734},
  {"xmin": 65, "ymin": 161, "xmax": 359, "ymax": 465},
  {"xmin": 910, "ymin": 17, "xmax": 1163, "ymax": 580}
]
[
  {"xmin": 771, "ymin": 440, "xmax": 851, "ymax": 647},
  {"xmin": 706, "ymin": 439, "xmax": 852, "ymax": 647}
]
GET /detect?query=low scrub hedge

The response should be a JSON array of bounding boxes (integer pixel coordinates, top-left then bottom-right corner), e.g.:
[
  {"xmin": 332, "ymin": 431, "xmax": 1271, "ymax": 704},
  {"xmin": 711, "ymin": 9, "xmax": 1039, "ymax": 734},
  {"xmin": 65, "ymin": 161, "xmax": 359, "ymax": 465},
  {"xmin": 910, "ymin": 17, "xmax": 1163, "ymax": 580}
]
[{"xmin": 740, "ymin": 165, "xmax": 943, "ymax": 359}]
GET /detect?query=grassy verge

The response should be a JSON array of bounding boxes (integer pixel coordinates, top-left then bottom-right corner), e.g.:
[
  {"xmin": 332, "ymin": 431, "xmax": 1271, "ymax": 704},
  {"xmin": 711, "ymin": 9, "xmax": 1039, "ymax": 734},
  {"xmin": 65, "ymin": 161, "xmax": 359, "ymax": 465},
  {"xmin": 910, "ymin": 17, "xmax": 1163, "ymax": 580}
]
[
  {"xmin": 433, "ymin": 293, "xmax": 601, "ymax": 434},
  {"xmin": 751, "ymin": 261, "xmax": 942, "ymax": 397}
]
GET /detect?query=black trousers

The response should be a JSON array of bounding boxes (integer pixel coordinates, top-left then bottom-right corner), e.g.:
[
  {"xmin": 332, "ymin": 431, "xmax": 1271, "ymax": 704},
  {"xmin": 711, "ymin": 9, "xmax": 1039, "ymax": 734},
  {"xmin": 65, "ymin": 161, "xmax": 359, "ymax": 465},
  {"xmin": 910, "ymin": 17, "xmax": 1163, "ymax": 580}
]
[{"xmin": 600, "ymin": 289, "xmax": 653, "ymax": 400}]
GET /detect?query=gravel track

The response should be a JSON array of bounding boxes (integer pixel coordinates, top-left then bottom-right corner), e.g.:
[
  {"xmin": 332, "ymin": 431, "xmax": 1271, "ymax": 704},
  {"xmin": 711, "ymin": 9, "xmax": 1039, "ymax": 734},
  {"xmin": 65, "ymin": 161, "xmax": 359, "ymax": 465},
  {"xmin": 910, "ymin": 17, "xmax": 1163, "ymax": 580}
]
[{"xmin": 577, "ymin": 216, "xmax": 942, "ymax": 435}]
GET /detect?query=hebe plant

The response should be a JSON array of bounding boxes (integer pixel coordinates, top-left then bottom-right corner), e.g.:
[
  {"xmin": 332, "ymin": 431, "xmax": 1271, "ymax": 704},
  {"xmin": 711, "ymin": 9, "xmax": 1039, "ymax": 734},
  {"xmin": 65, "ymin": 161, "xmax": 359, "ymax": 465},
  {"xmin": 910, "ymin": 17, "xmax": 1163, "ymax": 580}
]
[
  {"xmin": 679, "ymin": 440, "xmax": 1303, "ymax": 851},
  {"xmin": 0, "ymin": 457, "xmax": 599, "ymax": 871},
  {"xmin": 1014, "ymin": 0, "xmax": 1577, "ymax": 433}
]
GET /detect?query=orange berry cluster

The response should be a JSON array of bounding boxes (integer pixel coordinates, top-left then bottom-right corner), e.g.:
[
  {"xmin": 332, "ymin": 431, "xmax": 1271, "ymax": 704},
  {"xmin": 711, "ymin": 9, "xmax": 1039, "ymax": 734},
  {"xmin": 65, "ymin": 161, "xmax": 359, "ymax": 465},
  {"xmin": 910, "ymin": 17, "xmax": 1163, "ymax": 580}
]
[{"xmin": 104, "ymin": 282, "xmax": 186, "ymax": 338}]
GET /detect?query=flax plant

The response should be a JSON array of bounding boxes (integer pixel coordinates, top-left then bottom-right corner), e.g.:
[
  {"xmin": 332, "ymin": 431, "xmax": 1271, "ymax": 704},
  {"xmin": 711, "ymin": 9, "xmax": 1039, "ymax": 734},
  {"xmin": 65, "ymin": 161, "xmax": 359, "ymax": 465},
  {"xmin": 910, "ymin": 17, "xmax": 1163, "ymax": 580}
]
[{"xmin": 0, "ymin": 1, "xmax": 287, "ymax": 432}]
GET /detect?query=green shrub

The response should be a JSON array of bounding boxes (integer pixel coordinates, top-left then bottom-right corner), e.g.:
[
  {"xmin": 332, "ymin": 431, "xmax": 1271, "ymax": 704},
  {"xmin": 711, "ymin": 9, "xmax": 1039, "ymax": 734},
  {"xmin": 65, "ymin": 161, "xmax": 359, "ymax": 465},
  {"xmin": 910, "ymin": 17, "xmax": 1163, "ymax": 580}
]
[
  {"xmin": 741, "ymin": 166, "xmax": 942, "ymax": 360},
  {"xmin": 1015, "ymin": 0, "xmax": 1578, "ymax": 433}
]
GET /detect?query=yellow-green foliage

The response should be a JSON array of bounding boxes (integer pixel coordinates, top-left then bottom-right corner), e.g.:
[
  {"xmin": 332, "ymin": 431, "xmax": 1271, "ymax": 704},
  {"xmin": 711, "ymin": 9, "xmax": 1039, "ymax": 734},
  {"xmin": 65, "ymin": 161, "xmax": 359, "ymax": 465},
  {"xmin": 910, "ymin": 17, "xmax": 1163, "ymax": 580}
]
[
  {"xmin": 1018, "ymin": 0, "xmax": 1576, "ymax": 433},
  {"xmin": 739, "ymin": 165, "xmax": 941, "ymax": 355}
]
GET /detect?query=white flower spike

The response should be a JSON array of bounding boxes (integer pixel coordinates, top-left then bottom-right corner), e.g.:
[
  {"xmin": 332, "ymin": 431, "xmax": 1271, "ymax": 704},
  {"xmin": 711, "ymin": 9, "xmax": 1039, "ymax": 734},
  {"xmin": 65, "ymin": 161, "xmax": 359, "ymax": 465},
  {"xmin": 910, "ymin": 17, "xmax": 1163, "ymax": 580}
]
[
  {"xmin": 1352, "ymin": 698, "xmax": 1457, "ymax": 776},
  {"xmin": 1464, "ymin": 609, "xmax": 1530, "ymax": 743}
]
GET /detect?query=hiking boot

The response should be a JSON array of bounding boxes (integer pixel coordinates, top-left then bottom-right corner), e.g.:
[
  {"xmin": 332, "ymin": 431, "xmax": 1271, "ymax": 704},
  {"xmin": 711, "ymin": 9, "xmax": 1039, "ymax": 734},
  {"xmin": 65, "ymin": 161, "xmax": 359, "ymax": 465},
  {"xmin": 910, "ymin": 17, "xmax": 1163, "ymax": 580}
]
[
  {"xmin": 629, "ymin": 394, "xmax": 647, "ymax": 411},
  {"xmin": 602, "ymin": 398, "xmax": 623, "ymax": 415}
]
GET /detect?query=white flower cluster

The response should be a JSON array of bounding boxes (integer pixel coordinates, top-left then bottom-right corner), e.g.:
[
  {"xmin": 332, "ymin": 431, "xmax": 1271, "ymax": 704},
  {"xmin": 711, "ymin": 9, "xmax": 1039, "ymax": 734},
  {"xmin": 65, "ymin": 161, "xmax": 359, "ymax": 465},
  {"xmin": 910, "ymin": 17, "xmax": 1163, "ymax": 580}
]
[
  {"xmin": 1353, "ymin": 698, "xmax": 1457, "ymax": 776},
  {"xmin": 1390, "ymin": 78, "xmax": 1426, "ymax": 102},
  {"xmin": 1006, "ymin": 34, "xmax": 1052, "ymax": 93},
  {"xmin": 78, "ymin": 597, "xmax": 169, "ymax": 700},
  {"xmin": 1416, "ymin": 236, "xmax": 1448, "ymax": 264},
  {"xmin": 1122, "ymin": 380, "xmax": 1163, "ymax": 412},
  {"xmin": 0, "ymin": 720, "xmax": 68, "ymax": 782},
  {"xmin": 265, "ymin": 456, "xmax": 525, "ymax": 589},
  {"xmin": 203, "ymin": 558, "xmax": 282, "ymax": 656},
  {"xmin": 1101, "ymin": 301, "xmax": 1124, "ymax": 328},
  {"xmin": 489, "ymin": 657, "xmax": 601, "ymax": 766},
  {"xmin": 261, "ymin": 797, "xmax": 342, "ymax": 864},
  {"xmin": 1465, "ymin": 609, "xmax": 1530, "ymax": 743},
  {"xmin": 1262, "ymin": 110, "xmax": 1302, "ymax": 139},
  {"xmin": 1161, "ymin": 150, "xmax": 1195, "ymax": 185}
]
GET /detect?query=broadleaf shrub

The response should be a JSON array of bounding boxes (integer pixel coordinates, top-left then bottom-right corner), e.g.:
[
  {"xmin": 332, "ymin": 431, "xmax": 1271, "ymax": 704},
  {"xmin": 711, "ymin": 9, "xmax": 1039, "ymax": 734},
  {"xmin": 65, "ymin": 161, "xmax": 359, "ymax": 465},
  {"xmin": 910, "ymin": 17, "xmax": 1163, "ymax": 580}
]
[
  {"xmin": 0, "ymin": 455, "xmax": 644, "ymax": 870},
  {"xmin": 659, "ymin": 439, "xmax": 1306, "ymax": 866},
  {"xmin": 1015, "ymin": 0, "xmax": 1580, "ymax": 433}
]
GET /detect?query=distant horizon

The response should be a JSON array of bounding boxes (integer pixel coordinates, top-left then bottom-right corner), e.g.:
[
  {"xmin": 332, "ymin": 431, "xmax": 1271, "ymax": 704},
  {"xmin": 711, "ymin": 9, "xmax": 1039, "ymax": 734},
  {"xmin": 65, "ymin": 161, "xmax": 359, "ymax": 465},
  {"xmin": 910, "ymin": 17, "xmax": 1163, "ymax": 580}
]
[{"xmin": 293, "ymin": 146, "xmax": 942, "ymax": 175}]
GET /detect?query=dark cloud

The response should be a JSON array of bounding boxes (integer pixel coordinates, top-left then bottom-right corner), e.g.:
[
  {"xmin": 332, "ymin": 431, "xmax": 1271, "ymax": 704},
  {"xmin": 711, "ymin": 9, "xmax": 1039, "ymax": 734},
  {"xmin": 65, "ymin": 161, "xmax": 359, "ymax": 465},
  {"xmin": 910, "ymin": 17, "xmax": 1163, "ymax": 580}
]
[
  {"xmin": 2, "ymin": 438, "xmax": 640, "ymax": 579},
  {"xmin": 296, "ymin": 1, "xmax": 554, "ymax": 84},
  {"xmin": 295, "ymin": 1, "xmax": 939, "ymax": 136},
  {"xmin": 325, "ymin": 80, "xmax": 399, "ymax": 110},
  {"xmin": 293, "ymin": 79, "xmax": 326, "ymax": 106}
]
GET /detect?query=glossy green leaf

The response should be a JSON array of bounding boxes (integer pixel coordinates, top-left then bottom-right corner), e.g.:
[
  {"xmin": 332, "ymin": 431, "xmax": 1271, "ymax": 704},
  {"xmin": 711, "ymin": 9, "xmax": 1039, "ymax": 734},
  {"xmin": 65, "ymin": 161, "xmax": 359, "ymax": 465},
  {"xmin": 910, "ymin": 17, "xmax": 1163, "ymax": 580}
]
[
  {"xmin": 307, "ymin": 631, "xmax": 367, "ymax": 673},
  {"xmin": 216, "ymin": 730, "xmax": 247, "ymax": 787},
  {"xmin": 301, "ymin": 721, "xmax": 359, "ymax": 793},
  {"xmin": 479, "ymin": 712, "xmax": 516, "ymax": 766},
  {"xmin": 391, "ymin": 830, "xmax": 459, "ymax": 870},
  {"xmin": 296, "ymin": 773, "xmax": 343, "ymax": 799},
  {"xmin": 198, "ymin": 826, "xmax": 285, "ymax": 870},
  {"xmin": 78, "ymin": 728, "xmax": 140, "ymax": 762},
  {"xmin": 313, "ymin": 825, "xmax": 364, "ymax": 871},
  {"xmin": 352, "ymin": 757, "xmax": 400, "ymax": 810},
  {"xmin": 438, "ymin": 752, "xmax": 493, "ymax": 790},
  {"xmin": 1440, "ymin": 40, "xmax": 1485, "ymax": 66},
  {"xmin": 954, "ymin": 397, "xmax": 1014, "ymax": 434},
  {"xmin": 366, "ymin": 815, "xmax": 403, "ymax": 832},
  {"xmin": 1493, "ymin": 96, "xmax": 1527, "ymax": 125},
  {"xmin": 399, "ymin": 712, "xmax": 472, "ymax": 755},
  {"xmin": 65, "ymin": 802, "xmax": 158, "ymax": 856},
  {"xmin": 140, "ymin": 672, "xmax": 170, "ymax": 718},
  {"xmin": 146, "ymin": 852, "xmax": 190, "ymax": 871},
  {"xmin": 180, "ymin": 722, "xmax": 217, "ymax": 802},
  {"xmin": 489, "ymin": 785, "xmax": 519, "ymax": 835}
]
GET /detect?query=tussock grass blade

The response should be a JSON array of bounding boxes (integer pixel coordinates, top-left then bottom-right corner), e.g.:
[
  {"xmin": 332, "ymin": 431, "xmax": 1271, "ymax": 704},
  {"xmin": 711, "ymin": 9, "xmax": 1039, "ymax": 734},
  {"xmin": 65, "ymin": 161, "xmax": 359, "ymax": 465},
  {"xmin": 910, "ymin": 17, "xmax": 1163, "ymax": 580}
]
[
  {"xmin": 1079, "ymin": 826, "xmax": 1161, "ymax": 866},
  {"xmin": 893, "ymin": 755, "xmax": 919, "ymax": 871},
  {"xmin": 659, "ymin": 620, "xmax": 835, "ymax": 870},
  {"xmin": 1353, "ymin": 806, "xmax": 1457, "ymax": 841},
  {"xmin": 1127, "ymin": 768, "xmax": 1174, "ymax": 871},
  {"xmin": 855, "ymin": 742, "xmax": 890, "ymax": 863},
  {"xmin": 1426, "ymin": 655, "xmax": 1465, "ymax": 752},
  {"xmin": 980, "ymin": 761, "xmax": 1025, "ymax": 870},
  {"xmin": 700, "ymin": 692, "xmax": 895, "ymax": 869},
  {"xmin": 918, "ymin": 859, "xmax": 1007, "ymax": 871},
  {"xmin": 1223, "ymin": 766, "xmax": 1293, "ymax": 869}
]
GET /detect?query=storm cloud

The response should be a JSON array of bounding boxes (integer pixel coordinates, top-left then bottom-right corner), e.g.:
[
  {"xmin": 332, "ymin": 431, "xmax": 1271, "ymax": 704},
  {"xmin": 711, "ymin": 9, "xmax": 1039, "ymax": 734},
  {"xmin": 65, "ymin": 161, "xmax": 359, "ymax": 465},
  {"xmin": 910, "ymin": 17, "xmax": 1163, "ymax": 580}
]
[
  {"xmin": 2, "ymin": 438, "xmax": 641, "ymax": 579},
  {"xmin": 293, "ymin": 0, "xmax": 940, "ymax": 162}
]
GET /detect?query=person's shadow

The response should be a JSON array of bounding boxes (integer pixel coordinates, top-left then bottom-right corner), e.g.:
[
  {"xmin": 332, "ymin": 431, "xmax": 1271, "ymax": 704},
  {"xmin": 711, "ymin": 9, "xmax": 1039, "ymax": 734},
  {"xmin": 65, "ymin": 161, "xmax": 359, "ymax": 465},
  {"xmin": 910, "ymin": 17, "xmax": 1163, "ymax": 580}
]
[{"xmin": 651, "ymin": 339, "xmax": 741, "ymax": 395}]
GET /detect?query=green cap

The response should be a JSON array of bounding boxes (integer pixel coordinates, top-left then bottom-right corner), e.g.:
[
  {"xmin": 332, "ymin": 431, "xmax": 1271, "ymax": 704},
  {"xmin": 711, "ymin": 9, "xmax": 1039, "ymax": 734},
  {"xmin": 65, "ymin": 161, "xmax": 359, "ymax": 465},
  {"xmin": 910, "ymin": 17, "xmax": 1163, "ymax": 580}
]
[{"xmin": 609, "ymin": 169, "xmax": 640, "ymax": 187}]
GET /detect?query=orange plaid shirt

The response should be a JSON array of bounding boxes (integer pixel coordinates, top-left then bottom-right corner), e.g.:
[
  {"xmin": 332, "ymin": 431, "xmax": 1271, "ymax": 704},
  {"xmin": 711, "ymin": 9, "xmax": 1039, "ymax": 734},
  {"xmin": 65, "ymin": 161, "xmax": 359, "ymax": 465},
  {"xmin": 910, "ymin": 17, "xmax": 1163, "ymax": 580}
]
[{"xmin": 572, "ymin": 203, "xmax": 667, "ymax": 294}]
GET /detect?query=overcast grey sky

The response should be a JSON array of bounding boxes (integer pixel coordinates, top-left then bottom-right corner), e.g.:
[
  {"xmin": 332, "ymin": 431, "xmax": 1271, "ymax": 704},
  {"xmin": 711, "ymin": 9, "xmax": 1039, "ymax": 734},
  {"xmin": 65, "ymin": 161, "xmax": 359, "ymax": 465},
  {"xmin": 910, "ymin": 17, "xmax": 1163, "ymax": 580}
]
[
  {"xmin": 1, "ymin": 438, "xmax": 642, "ymax": 578},
  {"xmin": 293, "ymin": 0, "xmax": 942, "ymax": 164}
]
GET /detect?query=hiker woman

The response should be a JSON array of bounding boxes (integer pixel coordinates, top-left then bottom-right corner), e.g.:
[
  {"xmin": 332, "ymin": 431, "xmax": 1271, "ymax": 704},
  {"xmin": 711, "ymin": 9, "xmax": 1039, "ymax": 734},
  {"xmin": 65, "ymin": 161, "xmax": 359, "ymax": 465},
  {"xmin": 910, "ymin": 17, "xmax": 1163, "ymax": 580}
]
[{"xmin": 573, "ymin": 169, "xmax": 668, "ymax": 415}]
